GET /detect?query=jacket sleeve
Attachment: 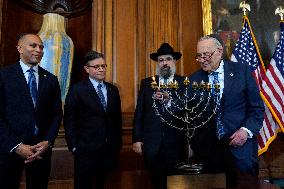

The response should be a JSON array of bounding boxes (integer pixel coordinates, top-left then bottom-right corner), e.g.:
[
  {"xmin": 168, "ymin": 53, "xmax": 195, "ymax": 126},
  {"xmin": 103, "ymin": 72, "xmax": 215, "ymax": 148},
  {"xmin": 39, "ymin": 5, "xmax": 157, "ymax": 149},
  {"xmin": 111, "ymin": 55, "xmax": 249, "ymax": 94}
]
[
  {"xmin": 132, "ymin": 79, "xmax": 146, "ymax": 143},
  {"xmin": 243, "ymin": 63, "xmax": 265, "ymax": 135},
  {"xmin": 0, "ymin": 71, "xmax": 21, "ymax": 153},
  {"xmin": 112, "ymin": 85, "xmax": 123, "ymax": 149},
  {"xmin": 63, "ymin": 85, "xmax": 78, "ymax": 152},
  {"xmin": 45, "ymin": 76, "xmax": 63, "ymax": 146}
]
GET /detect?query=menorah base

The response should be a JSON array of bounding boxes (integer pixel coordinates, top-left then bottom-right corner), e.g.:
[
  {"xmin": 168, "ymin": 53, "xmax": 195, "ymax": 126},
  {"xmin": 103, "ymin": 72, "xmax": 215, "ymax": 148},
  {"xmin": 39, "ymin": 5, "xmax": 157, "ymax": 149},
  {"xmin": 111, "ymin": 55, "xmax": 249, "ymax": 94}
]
[{"xmin": 174, "ymin": 163, "xmax": 203, "ymax": 174}]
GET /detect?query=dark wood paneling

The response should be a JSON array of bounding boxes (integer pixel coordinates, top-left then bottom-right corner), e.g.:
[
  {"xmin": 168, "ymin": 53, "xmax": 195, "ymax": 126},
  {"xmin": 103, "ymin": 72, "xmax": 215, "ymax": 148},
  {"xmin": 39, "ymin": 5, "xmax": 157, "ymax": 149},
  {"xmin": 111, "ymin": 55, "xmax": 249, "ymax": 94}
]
[
  {"xmin": 67, "ymin": 9, "xmax": 93, "ymax": 84},
  {"xmin": 180, "ymin": 0, "xmax": 203, "ymax": 76},
  {"xmin": 1, "ymin": 0, "xmax": 42, "ymax": 67}
]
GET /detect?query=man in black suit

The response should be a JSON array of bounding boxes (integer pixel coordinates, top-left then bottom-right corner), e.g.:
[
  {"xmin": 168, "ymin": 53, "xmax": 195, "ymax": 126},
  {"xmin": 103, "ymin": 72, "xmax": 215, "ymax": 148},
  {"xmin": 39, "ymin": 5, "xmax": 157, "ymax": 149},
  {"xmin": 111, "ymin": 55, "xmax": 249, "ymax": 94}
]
[
  {"xmin": 132, "ymin": 43, "xmax": 185, "ymax": 189},
  {"xmin": 64, "ymin": 50, "xmax": 122, "ymax": 189},
  {"xmin": 0, "ymin": 33, "xmax": 62, "ymax": 189},
  {"xmin": 190, "ymin": 34, "xmax": 264, "ymax": 188}
]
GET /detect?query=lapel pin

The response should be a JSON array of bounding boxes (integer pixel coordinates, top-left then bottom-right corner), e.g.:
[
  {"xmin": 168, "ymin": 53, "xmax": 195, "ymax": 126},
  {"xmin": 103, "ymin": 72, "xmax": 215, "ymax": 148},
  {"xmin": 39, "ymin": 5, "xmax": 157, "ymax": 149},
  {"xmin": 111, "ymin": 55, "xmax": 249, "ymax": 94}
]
[
  {"xmin": 44, "ymin": 74, "xmax": 47, "ymax": 77},
  {"xmin": 230, "ymin": 73, "xmax": 234, "ymax": 77}
]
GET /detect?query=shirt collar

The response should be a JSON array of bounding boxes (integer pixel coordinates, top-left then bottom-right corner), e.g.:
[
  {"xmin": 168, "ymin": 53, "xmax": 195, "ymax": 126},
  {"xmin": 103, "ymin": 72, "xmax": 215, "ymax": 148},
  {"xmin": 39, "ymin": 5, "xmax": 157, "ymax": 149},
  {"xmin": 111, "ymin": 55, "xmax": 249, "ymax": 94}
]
[
  {"xmin": 89, "ymin": 77, "xmax": 105, "ymax": 89},
  {"xmin": 19, "ymin": 60, "xmax": 39, "ymax": 74},
  {"xmin": 159, "ymin": 74, "xmax": 175, "ymax": 83},
  {"xmin": 210, "ymin": 60, "xmax": 224, "ymax": 75}
]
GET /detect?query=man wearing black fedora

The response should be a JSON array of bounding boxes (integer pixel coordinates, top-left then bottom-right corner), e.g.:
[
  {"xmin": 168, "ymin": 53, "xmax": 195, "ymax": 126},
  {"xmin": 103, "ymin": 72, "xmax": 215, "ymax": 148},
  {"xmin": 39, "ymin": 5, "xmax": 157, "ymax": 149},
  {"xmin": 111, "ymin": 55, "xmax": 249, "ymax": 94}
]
[{"xmin": 132, "ymin": 43, "xmax": 185, "ymax": 189}]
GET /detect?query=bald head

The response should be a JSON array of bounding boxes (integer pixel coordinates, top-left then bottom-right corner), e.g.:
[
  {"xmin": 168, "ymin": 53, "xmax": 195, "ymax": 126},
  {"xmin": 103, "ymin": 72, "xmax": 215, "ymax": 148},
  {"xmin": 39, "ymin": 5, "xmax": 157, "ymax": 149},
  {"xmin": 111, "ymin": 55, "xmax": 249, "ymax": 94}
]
[{"xmin": 16, "ymin": 33, "xmax": 44, "ymax": 66}]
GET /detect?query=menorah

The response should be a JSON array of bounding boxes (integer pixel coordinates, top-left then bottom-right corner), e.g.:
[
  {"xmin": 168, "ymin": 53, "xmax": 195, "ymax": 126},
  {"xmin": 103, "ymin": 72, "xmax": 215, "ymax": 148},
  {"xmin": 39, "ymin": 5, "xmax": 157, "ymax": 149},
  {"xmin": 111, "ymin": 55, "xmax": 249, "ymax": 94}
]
[{"xmin": 151, "ymin": 76, "xmax": 221, "ymax": 173}]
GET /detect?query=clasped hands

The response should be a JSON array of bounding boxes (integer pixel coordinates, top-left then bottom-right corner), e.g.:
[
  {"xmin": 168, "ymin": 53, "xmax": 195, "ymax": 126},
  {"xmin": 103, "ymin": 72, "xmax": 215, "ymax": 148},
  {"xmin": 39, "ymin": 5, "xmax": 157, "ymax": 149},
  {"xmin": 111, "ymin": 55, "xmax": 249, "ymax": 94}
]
[{"xmin": 15, "ymin": 141, "xmax": 50, "ymax": 163}]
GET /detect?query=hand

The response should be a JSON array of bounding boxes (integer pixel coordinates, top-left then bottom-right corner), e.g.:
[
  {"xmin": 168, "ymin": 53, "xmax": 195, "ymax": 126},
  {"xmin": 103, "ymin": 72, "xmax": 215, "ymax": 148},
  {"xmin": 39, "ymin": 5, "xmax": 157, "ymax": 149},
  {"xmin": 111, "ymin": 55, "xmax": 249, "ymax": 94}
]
[
  {"xmin": 15, "ymin": 144, "xmax": 35, "ymax": 159},
  {"xmin": 229, "ymin": 128, "xmax": 248, "ymax": 147},
  {"xmin": 25, "ymin": 141, "xmax": 50, "ymax": 163},
  {"xmin": 133, "ymin": 142, "xmax": 143, "ymax": 155},
  {"xmin": 153, "ymin": 90, "xmax": 170, "ymax": 102}
]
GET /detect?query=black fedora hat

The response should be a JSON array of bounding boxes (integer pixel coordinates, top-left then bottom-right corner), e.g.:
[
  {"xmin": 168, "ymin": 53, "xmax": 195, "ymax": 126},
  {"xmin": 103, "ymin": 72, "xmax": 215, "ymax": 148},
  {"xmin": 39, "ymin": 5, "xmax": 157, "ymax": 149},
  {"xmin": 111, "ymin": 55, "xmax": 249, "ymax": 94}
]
[{"xmin": 150, "ymin": 43, "xmax": 182, "ymax": 61}]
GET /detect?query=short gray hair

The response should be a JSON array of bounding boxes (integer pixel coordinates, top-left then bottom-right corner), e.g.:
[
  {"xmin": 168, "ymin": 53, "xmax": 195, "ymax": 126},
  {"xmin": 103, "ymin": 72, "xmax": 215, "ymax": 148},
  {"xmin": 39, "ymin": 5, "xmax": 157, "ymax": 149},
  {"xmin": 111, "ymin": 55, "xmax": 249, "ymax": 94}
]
[{"xmin": 198, "ymin": 36, "xmax": 223, "ymax": 49}]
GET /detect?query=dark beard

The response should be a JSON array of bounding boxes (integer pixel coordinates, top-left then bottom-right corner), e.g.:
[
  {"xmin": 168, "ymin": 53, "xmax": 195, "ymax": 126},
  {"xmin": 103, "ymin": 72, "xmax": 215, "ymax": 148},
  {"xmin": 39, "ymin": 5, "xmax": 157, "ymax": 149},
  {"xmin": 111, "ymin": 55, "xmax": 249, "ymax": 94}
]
[{"xmin": 159, "ymin": 66, "xmax": 172, "ymax": 79}]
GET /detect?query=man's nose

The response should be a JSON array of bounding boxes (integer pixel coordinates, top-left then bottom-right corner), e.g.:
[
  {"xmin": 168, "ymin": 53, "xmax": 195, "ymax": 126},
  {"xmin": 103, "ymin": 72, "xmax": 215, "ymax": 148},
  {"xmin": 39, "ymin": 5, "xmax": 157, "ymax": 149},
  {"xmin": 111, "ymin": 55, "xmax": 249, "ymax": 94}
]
[{"xmin": 161, "ymin": 61, "xmax": 169, "ymax": 66}]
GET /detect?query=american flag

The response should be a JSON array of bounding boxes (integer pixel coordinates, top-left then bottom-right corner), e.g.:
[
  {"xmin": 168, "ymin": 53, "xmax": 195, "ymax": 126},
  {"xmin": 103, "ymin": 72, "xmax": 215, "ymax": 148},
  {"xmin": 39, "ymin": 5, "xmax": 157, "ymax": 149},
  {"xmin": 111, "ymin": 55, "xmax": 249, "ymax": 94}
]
[
  {"xmin": 258, "ymin": 21, "xmax": 284, "ymax": 154},
  {"xmin": 231, "ymin": 16, "xmax": 283, "ymax": 155}
]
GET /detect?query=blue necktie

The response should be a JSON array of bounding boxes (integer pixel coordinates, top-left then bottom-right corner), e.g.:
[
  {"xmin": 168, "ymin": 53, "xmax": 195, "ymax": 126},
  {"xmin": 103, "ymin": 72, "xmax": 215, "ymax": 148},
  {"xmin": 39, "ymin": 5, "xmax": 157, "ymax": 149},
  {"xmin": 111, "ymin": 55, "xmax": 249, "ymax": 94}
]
[
  {"xmin": 27, "ymin": 68, "xmax": 38, "ymax": 106},
  {"xmin": 97, "ymin": 83, "xmax": 107, "ymax": 111},
  {"xmin": 211, "ymin": 72, "xmax": 225, "ymax": 139},
  {"xmin": 27, "ymin": 67, "xmax": 38, "ymax": 135}
]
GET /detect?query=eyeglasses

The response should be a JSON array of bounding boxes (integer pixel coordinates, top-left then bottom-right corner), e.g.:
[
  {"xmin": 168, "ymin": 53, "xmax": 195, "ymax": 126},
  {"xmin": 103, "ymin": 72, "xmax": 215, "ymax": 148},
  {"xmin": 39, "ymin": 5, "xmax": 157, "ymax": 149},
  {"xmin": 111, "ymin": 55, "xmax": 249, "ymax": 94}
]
[
  {"xmin": 87, "ymin": 64, "xmax": 107, "ymax": 70},
  {"xmin": 158, "ymin": 57, "xmax": 174, "ymax": 63},
  {"xmin": 195, "ymin": 49, "xmax": 218, "ymax": 62}
]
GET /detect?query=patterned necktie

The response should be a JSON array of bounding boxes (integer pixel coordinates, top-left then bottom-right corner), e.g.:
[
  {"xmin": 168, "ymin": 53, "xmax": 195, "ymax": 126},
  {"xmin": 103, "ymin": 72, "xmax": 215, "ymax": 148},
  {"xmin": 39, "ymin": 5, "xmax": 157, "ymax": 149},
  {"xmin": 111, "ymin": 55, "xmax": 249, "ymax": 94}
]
[
  {"xmin": 211, "ymin": 71, "xmax": 219, "ymax": 95},
  {"xmin": 211, "ymin": 72, "xmax": 225, "ymax": 139},
  {"xmin": 27, "ymin": 67, "xmax": 38, "ymax": 106},
  {"xmin": 27, "ymin": 67, "xmax": 38, "ymax": 135},
  {"xmin": 97, "ymin": 83, "xmax": 107, "ymax": 111}
]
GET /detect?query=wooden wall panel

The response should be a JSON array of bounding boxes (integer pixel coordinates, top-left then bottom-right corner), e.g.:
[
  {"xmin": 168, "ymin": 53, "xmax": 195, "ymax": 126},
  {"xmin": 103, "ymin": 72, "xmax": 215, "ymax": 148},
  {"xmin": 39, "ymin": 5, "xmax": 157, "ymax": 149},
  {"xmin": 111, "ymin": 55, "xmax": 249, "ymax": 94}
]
[
  {"xmin": 67, "ymin": 10, "xmax": 93, "ymax": 84},
  {"xmin": 0, "ymin": 0, "xmax": 42, "ymax": 68},
  {"xmin": 114, "ymin": 0, "xmax": 137, "ymax": 112},
  {"xmin": 180, "ymin": 0, "xmax": 203, "ymax": 76}
]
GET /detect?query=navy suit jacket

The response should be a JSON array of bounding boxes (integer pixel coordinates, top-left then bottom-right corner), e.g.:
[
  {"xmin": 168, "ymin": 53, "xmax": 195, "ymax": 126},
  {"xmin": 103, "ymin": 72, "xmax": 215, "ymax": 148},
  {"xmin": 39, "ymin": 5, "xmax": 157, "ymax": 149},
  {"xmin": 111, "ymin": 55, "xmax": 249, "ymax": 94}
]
[
  {"xmin": 189, "ymin": 60, "xmax": 264, "ymax": 164},
  {"xmin": 133, "ymin": 75, "xmax": 185, "ymax": 158},
  {"xmin": 64, "ymin": 79, "xmax": 122, "ymax": 153},
  {"xmin": 0, "ymin": 62, "xmax": 62, "ymax": 153}
]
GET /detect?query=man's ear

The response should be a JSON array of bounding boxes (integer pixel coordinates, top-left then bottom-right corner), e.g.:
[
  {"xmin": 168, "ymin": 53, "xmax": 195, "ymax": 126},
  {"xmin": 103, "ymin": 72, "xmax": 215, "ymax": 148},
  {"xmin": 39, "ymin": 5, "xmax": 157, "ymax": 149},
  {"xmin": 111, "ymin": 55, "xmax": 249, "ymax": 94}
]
[
  {"xmin": 84, "ymin": 65, "xmax": 89, "ymax": 73},
  {"xmin": 16, "ymin": 45, "xmax": 22, "ymax": 53}
]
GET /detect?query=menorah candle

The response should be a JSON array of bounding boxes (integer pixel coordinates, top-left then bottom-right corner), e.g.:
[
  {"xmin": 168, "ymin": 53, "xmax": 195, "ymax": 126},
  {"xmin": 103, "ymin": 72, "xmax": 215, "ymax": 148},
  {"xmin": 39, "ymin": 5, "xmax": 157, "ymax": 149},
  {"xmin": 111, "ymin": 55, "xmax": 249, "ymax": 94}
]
[
  {"xmin": 192, "ymin": 81, "xmax": 198, "ymax": 89},
  {"xmin": 205, "ymin": 82, "xmax": 211, "ymax": 91},
  {"xmin": 184, "ymin": 77, "xmax": 190, "ymax": 86},
  {"xmin": 151, "ymin": 76, "xmax": 158, "ymax": 89},
  {"xmin": 200, "ymin": 80, "xmax": 206, "ymax": 90}
]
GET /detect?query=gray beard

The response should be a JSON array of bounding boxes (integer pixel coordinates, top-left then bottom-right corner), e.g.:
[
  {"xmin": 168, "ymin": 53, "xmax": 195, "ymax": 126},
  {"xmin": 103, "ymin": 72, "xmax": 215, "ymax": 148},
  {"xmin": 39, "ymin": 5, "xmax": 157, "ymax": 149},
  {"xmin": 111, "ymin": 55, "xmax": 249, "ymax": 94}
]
[{"xmin": 156, "ymin": 66, "xmax": 176, "ymax": 79}]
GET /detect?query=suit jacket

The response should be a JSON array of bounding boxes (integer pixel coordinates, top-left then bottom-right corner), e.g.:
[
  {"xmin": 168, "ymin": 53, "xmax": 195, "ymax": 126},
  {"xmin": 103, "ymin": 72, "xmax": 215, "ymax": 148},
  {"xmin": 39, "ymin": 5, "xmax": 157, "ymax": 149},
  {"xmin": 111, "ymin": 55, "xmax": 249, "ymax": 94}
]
[
  {"xmin": 189, "ymin": 60, "xmax": 264, "ymax": 166},
  {"xmin": 0, "ymin": 62, "xmax": 62, "ymax": 154},
  {"xmin": 64, "ymin": 79, "xmax": 122, "ymax": 153},
  {"xmin": 133, "ymin": 75, "xmax": 185, "ymax": 158}
]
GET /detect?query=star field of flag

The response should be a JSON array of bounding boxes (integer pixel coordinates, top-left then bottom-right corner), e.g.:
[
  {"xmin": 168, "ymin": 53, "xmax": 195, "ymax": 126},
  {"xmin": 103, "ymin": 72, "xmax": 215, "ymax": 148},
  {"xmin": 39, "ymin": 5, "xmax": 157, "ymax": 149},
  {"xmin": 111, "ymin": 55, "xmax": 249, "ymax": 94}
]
[
  {"xmin": 273, "ymin": 23, "xmax": 284, "ymax": 76},
  {"xmin": 232, "ymin": 21, "xmax": 260, "ymax": 72}
]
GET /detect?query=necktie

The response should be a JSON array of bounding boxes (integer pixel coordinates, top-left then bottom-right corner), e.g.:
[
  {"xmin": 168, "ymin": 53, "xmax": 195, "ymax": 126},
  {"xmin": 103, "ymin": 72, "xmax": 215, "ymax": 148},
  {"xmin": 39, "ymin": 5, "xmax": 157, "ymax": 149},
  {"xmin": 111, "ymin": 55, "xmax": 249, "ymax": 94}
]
[
  {"xmin": 27, "ymin": 68, "xmax": 38, "ymax": 106},
  {"xmin": 27, "ymin": 67, "xmax": 38, "ymax": 135},
  {"xmin": 211, "ymin": 72, "xmax": 225, "ymax": 139},
  {"xmin": 97, "ymin": 83, "xmax": 107, "ymax": 111},
  {"xmin": 211, "ymin": 71, "xmax": 219, "ymax": 95}
]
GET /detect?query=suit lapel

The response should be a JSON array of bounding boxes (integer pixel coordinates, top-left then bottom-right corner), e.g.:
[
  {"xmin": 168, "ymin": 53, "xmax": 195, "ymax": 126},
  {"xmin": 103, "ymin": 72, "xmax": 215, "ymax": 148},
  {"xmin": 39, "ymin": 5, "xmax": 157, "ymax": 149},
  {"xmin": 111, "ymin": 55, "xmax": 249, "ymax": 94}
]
[
  {"xmin": 37, "ymin": 67, "xmax": 48, "ymax": 107},
  {"xmin": 223, "ymin": 61, "xmax": 235, "ymax": 99},
  {"xmin": 106, "ymin": 83, "xmax": 112, "ymax": 111},
  {"xmin": 14, "ymin": 63, "xmax": 34, "ymax": 107}
]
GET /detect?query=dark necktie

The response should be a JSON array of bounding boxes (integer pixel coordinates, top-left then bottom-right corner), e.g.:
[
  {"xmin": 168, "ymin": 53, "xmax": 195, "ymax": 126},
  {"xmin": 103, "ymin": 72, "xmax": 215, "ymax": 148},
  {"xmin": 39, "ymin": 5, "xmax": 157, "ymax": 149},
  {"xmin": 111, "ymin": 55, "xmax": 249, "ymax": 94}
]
[
  {"xmin": 211, "ymin": 72, "xmax": 225, "ymax": 139},
  {"xmin": 27, "ymin": 67, "xmax": 38, "ymax": 135},
  {"xmin": 97, "ymin": 83, "xmax": 107, "ymax": 111},
  {"xmin": 27, "ymin": 67, "xmax": 38, "ymax": 106}
]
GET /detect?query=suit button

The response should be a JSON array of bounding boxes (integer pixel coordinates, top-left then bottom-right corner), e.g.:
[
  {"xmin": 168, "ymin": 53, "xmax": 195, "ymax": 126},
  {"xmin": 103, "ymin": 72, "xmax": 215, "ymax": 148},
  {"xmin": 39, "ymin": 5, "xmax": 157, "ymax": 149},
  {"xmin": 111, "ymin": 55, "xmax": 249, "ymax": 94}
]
[{"xmin": 105, "ymin": 138, "xmax": 108, "ymax": 142}]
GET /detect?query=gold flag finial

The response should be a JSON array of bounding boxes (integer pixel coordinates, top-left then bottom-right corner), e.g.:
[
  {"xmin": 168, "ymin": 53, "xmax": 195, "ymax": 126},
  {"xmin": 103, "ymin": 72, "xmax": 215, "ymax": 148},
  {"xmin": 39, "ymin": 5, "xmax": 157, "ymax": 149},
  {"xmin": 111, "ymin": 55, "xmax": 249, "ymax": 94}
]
[
  {"xmin": 275, "ymin": 6, "xmax": 284, "ymax": 21},
  {"xmin": 239, "ymin": 1, "xmax": 250, "ymax": 16}
]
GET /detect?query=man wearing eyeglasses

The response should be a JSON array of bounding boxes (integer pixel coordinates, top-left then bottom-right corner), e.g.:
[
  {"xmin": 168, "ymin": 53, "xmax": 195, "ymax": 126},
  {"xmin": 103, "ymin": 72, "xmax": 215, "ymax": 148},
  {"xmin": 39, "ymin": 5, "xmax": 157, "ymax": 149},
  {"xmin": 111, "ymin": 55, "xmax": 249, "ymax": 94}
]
[
  {"xmin": 189, "ymin": 34, "xmax": 264, "ymax": 188},
  {"xmin": 132, "ymin": 43, "xmax": 185, "ymax": 189},
  {"xmin": 64, "ymin": 50, "xmax": 122, "ymax": 189}
]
